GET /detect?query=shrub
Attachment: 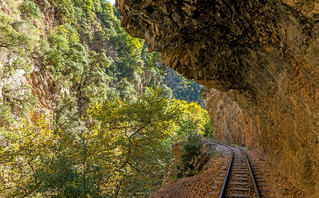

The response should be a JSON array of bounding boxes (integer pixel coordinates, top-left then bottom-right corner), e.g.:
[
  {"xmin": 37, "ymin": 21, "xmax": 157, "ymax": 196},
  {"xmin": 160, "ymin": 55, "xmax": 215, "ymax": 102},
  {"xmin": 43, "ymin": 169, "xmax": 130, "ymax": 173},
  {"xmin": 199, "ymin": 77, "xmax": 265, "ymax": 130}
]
[
  {"xmin": 204, "ymin": 119, "xmax": 213, "ymax": 137},
  {"xmin": 20, "ymin": 0, "xmax": 41, "ymax": 19},
  {"xmin": 178, "ymin": 133, "xmax": 203, "ymax": 178},
  {"xmin": 0, "ymin": 102, "xmax": 14, "ymax": 127}
]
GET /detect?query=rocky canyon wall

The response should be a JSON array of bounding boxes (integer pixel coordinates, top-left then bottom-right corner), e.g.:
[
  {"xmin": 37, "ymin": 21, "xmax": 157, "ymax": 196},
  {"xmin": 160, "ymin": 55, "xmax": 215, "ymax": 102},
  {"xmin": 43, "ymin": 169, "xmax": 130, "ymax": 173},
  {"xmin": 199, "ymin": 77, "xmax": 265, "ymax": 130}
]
[
  {"xmin": 0, "ymin": 0, "xmax": 57, "ymax": 125},
  {"xmin": 205, "ymin": 88, "xmax": 257, "ymax": 148},
  {"xmin": 116, "ymin": 0, "xmax": 319, "ymax": 196}
]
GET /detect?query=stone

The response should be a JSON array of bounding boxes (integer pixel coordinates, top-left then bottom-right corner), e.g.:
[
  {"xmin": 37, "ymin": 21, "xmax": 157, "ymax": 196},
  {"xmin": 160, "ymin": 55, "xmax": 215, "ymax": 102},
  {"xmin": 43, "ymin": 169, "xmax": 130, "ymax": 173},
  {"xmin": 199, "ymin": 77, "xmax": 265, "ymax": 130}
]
[{"xmin": 116, "ymin": 0, "xmax": 319, "ymax": 196}]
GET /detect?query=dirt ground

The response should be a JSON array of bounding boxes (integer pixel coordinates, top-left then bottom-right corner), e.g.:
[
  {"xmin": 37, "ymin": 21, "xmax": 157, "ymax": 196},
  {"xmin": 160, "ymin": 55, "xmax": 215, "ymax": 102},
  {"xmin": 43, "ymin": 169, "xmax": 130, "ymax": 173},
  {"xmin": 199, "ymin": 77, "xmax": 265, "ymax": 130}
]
[
  {"xmin": 150, "ymin": 143, "xmax": 304, "ymax": 198},
  {"xmin": 245, "ymin": 149, "xmax": 304, "ymax": 198}
]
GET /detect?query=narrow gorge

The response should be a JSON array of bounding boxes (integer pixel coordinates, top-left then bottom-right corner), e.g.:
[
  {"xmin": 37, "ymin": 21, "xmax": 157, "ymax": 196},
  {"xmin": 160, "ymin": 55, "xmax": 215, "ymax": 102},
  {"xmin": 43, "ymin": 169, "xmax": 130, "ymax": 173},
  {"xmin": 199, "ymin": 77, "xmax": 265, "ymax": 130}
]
[
  {"xmin": 0, "ymin": 1, "xmax": 209, "ymax": 197},
  {"xmin": 116, "ymin": 0, "xmax": 319, "ymax": 197}
]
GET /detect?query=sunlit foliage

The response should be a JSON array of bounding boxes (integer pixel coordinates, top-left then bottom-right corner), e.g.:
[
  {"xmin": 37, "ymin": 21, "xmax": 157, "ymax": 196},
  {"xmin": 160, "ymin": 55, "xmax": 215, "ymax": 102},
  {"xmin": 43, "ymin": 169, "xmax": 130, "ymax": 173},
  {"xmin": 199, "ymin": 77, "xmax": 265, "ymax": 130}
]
[
  {"xmin": 0, "ymin": 12, "xmax": 37, "ymax": 127},
  {"xmin": 88, "ymin": 88, "xmax": 177, "ymax": 196},
  {"xmin": 0, "ymin": 0, "xmax": 212, "ymax": 197},
  {"xmin": 0, "ymin": 117, "xmax": 57, "ymax": 197},
  {"xmin": 172, "ymin": 99, "xmax": 210, "ymax": 141},
  {"xmin": 0, "ymin": 88, "xmax": 210, "ymax": 197}
]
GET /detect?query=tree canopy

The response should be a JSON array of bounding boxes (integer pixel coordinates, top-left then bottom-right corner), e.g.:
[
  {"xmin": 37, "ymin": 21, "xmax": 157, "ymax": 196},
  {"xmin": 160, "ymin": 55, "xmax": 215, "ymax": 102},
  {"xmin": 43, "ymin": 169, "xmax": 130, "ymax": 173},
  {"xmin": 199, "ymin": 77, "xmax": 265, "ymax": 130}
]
[{"xmin": 0, "ymin": 0, "xmax": 211, "ymax": 197}]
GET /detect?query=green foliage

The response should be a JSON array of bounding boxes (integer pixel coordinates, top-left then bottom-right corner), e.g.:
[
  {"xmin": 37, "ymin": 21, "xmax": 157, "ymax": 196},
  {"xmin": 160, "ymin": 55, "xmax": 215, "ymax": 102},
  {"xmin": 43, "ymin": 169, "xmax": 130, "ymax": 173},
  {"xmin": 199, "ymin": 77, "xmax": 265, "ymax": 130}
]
[
  {"xmin": 19, "ymin": 0, "xmax": 41, "ymax": 19},
  {"xmin": 88, "ymin": 88, "xmax": 176, "ymax": 196},
  {"xmin": 161, "ymin": 84, "xmax": 173, "ymax": 100},
  {"xmin": 0, "ymin": 13, "xmax": 34, "ymax": 76},
  {"xmin": 168, "ymin": 100, "xmax": 211, "ymax": 179},
  {"xmin": 177, "ymin": 133, "xmax": 203, "ymax": 178},
  {"xmin": 171, "ymin": 99, "xmax": 210, "ymax": 141},
  {"xmin": 53, "ymin": 0, "xmax": 76, "ymax": 23},
  {"xmin": 164, "ymin": 67, "xmax": 206, "ymax": 107},
  {"xmin": 45, "ymin": 24, "xmax": 86, "ymax": 84},
  {"xmin": 0, "ymin": 22, "xmax": 31, "ymax": 52},
  {"xmin": 204, "ymin": 119, "xmax": 214, "ymax": 137},
  {"xmin": 1, "ymin": 89, "xmax": 186, "ymax": 197},
  {"xmin": 79, "ymin": 50, "xmax": 113, "ymax": 101},
  {"xmin": 1, "ymin": 82, "xmax": 38, "ymax": 120},
  {"xmin": 0, "ymin": 13, "xmax": 37, "ymax": 127},
  {"xmin": 0, "ymin": 102, "xmax": 14, "ymax": 127},
  {"xmin": 110, "ymin": 18, "xmax": 144, "ymax": 78},
  {"xmin": 0, "ymin": 117, "xmax": 57, "ymax": 197},
  {"xmin": 0, "ymin": 0, "xmax": 213, "ymax": 197}
]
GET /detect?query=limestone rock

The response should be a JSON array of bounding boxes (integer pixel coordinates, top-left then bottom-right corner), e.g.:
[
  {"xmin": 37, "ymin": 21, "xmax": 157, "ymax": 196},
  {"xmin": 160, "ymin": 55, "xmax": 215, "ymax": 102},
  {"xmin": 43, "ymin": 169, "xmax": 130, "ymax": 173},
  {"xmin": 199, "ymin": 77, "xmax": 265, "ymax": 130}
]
[
  {"xmin": 205, "ymin": 88, "xmax": 257, "ymax": 147},
  {"xmin": 117, "ymin": 0, "xmax": 319, "ymax": 196},
  {"xmin": 27, "ymin": 69, "xmax": 56, "ymax": 121}
]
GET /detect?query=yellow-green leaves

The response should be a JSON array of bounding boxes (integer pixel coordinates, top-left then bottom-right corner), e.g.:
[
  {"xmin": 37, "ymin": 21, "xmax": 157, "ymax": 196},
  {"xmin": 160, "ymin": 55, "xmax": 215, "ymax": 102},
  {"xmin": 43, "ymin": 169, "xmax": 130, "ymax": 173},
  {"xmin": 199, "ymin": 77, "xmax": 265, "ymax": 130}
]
[
  {"xmin": 19, "ymin": 0, "xmax": 41, "ymax": 19},
  {"xmin": 0, "ymin": 1, "xmax": 212, "ymax": 196},
  {"xmin": 85, "ymin": 88, "xmax": 211, "ymax": 196},
  {"xmin": 87, "ymin": 88, "xmax": 175, "ymax": 196},
  {"xmin": 0, "ymin": 87, "xmax": 211, "ymax": 197},
  {"xmin": 0, "ymin": 116, "xmax": 56, "ymax": 197},
  {"xmin": 171, "ymin": 99, "xmax": 210, "ymax": 141}
]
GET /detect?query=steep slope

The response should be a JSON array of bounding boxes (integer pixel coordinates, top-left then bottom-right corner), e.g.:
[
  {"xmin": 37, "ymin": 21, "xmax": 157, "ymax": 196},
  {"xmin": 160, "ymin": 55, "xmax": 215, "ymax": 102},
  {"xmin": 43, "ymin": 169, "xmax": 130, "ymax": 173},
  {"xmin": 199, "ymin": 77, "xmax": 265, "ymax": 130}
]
[
  {"xmin": 164, "ymin": 67, "xmax": 205, "ymax": 107},
  {"xmin": 116, "ymin": 0, "xmax": 319, "ymax": 196},
  {"xmin": 0, "ymin": 0, "xmax": 167, "ymax": 127},
  {"xmin": 205, "ymin": 88, "xmax": 257, "ymax": 147},
  {"xmin": 0, "ymin": 1, "xmax": 210, "ymax": 196}
]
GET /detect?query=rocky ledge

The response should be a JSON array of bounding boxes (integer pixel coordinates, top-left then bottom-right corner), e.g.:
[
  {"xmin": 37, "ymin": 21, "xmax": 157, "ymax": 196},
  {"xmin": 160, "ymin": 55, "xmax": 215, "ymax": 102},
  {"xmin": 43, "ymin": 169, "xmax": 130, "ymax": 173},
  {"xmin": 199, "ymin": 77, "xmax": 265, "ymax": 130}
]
[{"xmin": 116, "ymin": 0, "xmax": 319, "ymax": 196}]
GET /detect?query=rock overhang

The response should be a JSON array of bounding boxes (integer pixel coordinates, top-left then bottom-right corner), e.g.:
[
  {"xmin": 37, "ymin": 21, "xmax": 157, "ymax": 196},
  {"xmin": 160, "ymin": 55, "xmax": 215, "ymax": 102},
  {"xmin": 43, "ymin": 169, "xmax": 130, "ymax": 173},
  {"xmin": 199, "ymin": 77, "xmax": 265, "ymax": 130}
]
[{"xmin": 116, "ymin": 0, "xmax": 319, "ymax": 196}]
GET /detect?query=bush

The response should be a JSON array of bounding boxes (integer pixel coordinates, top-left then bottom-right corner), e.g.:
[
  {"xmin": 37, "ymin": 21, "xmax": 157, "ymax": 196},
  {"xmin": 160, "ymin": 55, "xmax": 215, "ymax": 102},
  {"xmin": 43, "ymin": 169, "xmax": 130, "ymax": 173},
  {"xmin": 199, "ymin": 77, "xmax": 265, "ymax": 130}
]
[
  {"xmin": 20, "ymin": 0, "xmax": 41, "ymax": 19},
  {"xmin": 178, "ymin": 133, "xmax": 203, "ymax": 178},
  {"xmin": 0, "ymin": 102, "xmax": 14, "ymax": 127},
  {"xmin": 204, "ymin": 119, "xmax": 213, "ymax": 137}
]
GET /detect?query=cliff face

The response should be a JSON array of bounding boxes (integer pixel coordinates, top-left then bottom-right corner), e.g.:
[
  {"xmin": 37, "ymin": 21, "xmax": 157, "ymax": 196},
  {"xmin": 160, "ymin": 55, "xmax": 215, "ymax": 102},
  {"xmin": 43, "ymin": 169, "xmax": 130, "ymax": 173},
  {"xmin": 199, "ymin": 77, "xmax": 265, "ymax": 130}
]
[
  {"xmin": 0, "ymin": 0, "xmax": 56, "ymax": 125},
  {"xmin": 116, "ymin": 0, "xmax": 319, "ymax": 196},
  {"xmin": 205, "ymin": 88, "xmax": 257, "ymax": 147}
]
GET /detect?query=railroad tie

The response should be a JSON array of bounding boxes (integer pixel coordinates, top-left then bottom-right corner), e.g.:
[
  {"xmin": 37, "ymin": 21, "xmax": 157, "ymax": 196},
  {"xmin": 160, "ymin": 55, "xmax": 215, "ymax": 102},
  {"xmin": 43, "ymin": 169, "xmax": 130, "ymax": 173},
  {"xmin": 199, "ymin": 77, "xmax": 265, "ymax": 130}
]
[
  {"xmin": 228, "ymin": 193, "xmax": 253, "ymax": 198},
  {"xmin": 210, "ymin": 141, "xmax": 261, "ymax": 198},
  {"xmin": 229, "ymin": 187, "xmax": 251, "ymax": 191}
]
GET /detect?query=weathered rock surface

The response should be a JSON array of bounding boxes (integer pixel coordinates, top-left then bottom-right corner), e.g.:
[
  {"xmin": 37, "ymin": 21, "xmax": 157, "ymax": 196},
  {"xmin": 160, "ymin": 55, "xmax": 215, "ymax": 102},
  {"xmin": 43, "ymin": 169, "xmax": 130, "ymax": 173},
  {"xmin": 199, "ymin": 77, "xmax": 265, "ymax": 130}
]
[
  {"xmin": 28, "ymin": 69, "xmax": 56, "ymax": 121},
  {"xmin": 205, "ymin": 88, "xmax": 257, "ymax": 147},
  {"xmin": 116, "ymin": 0, "xmax": 319, "ymax": 196}
]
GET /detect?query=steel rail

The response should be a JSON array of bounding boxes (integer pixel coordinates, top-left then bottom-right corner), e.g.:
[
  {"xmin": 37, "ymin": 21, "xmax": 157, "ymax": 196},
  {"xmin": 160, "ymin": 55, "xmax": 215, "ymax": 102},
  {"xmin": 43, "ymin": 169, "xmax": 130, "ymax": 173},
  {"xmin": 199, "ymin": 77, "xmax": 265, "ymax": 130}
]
[
  {"xmin": 240, "ymin": 148, "xmax": 261, "ymax": 198},
  {"xmin": 211, "ymin": 141, "xmax": 261, "ymax": 198},
  {"xmin": 218, "ymin": 143, "xmax": 234, "ymax": 198}
]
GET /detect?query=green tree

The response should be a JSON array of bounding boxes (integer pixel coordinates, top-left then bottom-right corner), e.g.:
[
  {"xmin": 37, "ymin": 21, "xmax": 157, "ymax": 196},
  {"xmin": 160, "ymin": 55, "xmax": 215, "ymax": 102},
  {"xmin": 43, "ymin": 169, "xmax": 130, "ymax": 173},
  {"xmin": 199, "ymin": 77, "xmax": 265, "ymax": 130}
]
[
  {"xmin": 88, "ymin": 88, "xmax": 178, "ymax": 197},
  {"xmin": 0, "ymin": 1, "xmax": 213, "ymax": 197},
  {"xmin": 19, "ymin": 0, "xmax": 41, "ymax": 19},
  {"xmin": 0, "ymin": 116, "xmax": 57, "ymax": 197},
  {"xmin": 171, "ymin": 99, "xmax": 210, "ymax": 141},
  {"xmin": 0, "ymin": 13, "xmax": 34, "ymax": 78},
  {"xmin": 0, "ymin": 13, "xmax": 37, "ymax": 127},
  {"xmin": 178, "ymin": 133, "xmax": 204, "ymax": 178}
]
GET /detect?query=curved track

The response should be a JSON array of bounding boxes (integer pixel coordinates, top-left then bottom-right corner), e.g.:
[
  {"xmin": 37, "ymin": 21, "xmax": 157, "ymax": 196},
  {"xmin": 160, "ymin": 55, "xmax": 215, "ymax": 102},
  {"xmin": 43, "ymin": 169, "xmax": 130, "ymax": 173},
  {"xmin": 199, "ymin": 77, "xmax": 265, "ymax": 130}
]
[{"xmin": 210, "ymin": 141, "xmax": 263, "ymax": 198}]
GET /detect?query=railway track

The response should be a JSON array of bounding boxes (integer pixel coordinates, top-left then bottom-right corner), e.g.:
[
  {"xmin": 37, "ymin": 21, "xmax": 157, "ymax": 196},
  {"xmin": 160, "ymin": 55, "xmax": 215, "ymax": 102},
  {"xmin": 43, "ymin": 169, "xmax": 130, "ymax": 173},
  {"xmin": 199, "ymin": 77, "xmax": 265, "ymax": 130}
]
[{"xmin": 208, "ymin": 141, "xmax": 271, "ymax": 198}]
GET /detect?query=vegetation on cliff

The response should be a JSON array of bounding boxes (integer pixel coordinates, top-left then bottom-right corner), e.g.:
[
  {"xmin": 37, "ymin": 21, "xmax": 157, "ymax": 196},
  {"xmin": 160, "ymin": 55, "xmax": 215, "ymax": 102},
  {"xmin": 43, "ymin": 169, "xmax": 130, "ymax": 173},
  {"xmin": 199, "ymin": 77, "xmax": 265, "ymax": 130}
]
[{"xmin": 0, "ymin": 0, "xmax": 210, "ymax": 197}]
